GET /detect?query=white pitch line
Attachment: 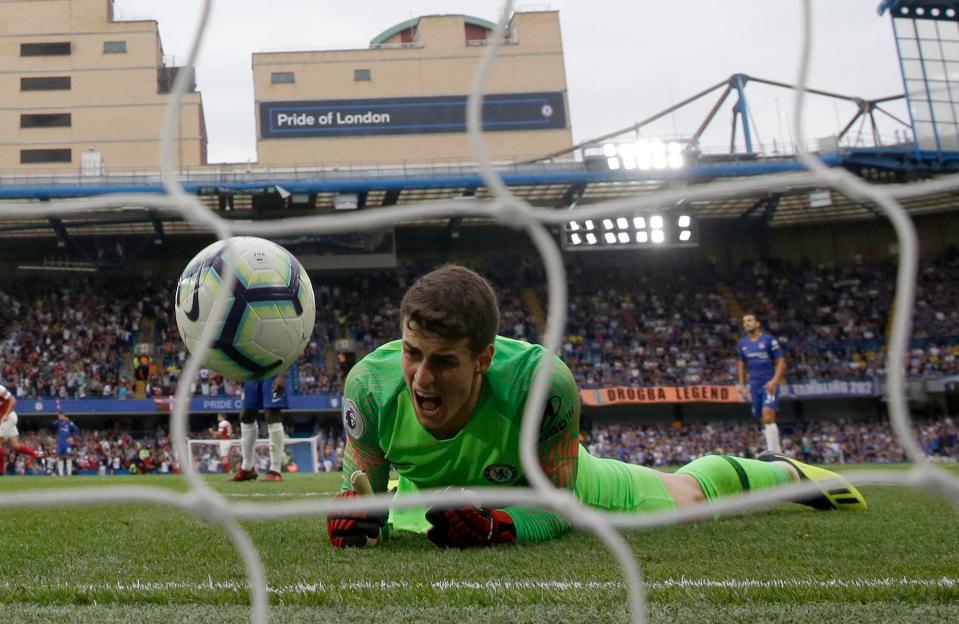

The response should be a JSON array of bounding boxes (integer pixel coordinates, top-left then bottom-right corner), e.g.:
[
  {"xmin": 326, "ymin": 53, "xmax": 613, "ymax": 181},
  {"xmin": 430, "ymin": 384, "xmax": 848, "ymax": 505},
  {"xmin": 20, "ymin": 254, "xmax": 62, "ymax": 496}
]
[
  {"xmin": 2, "ymin": 577, "xmax": 955, "ymax": 595},
  {"xmin": 223, "ymin": 492, "xmax": 340, "ymax": 498}
]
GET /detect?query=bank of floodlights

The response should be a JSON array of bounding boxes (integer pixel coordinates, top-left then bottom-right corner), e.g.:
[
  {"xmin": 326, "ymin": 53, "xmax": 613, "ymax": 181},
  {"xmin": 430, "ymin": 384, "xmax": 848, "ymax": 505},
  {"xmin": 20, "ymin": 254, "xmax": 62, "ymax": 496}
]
[
  {"xmin": 895, "ymin": 5, "xmax": 957, "ymax": 17},
  {"xmin": 564, "ymin": 213, "xmax": 696, "ymax": 250},
  {"xmin": 603, "ymin": 140, "xmax": 686, "ymax": 171}
]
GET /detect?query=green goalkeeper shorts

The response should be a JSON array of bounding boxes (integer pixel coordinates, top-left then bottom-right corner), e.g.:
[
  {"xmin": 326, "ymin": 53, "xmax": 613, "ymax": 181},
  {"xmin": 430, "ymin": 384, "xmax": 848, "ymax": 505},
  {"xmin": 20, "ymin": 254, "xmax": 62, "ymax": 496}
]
[{"xmin": 573, "ymin": 445, "xmax": 676, "ymax": 513}]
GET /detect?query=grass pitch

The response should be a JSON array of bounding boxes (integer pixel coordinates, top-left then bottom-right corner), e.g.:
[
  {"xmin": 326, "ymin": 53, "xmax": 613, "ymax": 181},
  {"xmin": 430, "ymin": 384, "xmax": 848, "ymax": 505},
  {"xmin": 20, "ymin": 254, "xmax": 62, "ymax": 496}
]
[{"xmin": 0, "ymin": 466, "xmax": 957, "ymax": 623}]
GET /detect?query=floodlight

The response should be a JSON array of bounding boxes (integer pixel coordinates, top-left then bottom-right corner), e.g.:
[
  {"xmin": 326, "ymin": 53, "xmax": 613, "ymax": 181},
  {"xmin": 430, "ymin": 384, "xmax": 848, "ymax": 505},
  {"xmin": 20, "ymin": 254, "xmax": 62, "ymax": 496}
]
[
  {"xmin": 586, "ymin": 233, "xmax": 597, "ymax": 245},
  {"xmin": 637, "ymin": 153, "xmax": 653, "ymax": 170},
  {"xmin": 617, "ymin": 232, "xmax": 630, "ymax": 244},
  {"xmin": 650, "ymin": 215, "xmax": 664, "ymax": 229},
  {"xmin": 584, "ymin": 220, "xmax": 595, "ymax": 231},
  {"xmin": 636, "ymin": 231, "xmax": 648, "ymax": 243},
  {"xmin": 607, "ymin": 157, "xmax": 620, "ymax": 170},
  {"xmin": 569, "ymin": 221, "xmax": 580, "ymax": 231},
  {"xmin": 668, "ymin": 153, "xmax": 684, "ymax": 168},
  {"xmin": 668, "ymin": 141, "xmax": 683, "ymax": 153},
  {"xmin": 603, "ymin": 143, "xmax": 617, "ymax": 157},
  {"xmin": 621, "ymin": 154, "xmax": 637, "ymax": 170},
  {"xmin": 604, "ymin": 232, "xmax": 616, "ymax": 244},
  {"xmin": 679, "ymin": 230, "xmax": 691, "ymax": 241},
  {"xmin": 616, "ymin": 217, "xmax": 628, "ymax": 229},
  {"xmin": 571, "ymin": 233, "xmax": 582, "ymax": 245},
  {"xmin": 652, "ymin": 153, "xmax": 668, "ymax": 169},
  {"xmin": 602, "ymin": 218, "xmax": 614, "ymax": 230},
  {"xmin": 651, "ymin": 229, "xmax": 665, "ymax": 244},
  {"xmin": 677, "ymin": 215, "xmax": 690, "ymax": 227},
  {"xmin": 633, "ymin": 216, "xmax": 646, "ymax": 229}
]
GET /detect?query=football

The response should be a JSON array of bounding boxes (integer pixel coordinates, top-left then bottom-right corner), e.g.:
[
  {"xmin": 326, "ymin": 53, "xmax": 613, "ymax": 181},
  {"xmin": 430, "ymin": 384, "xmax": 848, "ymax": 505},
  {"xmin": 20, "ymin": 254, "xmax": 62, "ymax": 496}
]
[{"xmin": 174, "ymin": 236, "xmax": 316, "ymax": 381}]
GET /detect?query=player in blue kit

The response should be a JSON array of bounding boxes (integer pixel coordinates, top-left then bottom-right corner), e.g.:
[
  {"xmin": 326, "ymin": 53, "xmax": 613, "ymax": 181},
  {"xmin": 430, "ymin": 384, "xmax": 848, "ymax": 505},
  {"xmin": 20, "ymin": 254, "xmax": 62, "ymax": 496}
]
[
  {"xmin": 52, "ymin": 412, "xmax": 79, "ymax": 476},
  {"xmin": 737, "ymin": 313, "xmax": 787, "ymax": 453},
  {"xmin": 230, "ymin": 372, "xmax": 287, "ymax": 482}
]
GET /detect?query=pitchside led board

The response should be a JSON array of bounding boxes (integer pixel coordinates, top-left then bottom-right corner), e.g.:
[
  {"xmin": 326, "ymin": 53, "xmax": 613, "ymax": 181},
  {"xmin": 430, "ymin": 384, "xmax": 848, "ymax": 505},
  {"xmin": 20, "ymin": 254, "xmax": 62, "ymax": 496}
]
[{"xmin": 259, "ymin": 91, "xmax": 566, "ymax": 138}]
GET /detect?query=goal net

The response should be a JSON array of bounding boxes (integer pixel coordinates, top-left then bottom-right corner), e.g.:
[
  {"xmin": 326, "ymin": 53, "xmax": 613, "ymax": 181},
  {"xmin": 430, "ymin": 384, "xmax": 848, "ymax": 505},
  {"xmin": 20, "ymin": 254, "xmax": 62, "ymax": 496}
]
[
  {"xmin": 187, "ymin": 437, "xmax": 320, "ymax": 474},
  {"xmin": 2, "ymin": 2, "xmax": 958, "ymax": 624}
]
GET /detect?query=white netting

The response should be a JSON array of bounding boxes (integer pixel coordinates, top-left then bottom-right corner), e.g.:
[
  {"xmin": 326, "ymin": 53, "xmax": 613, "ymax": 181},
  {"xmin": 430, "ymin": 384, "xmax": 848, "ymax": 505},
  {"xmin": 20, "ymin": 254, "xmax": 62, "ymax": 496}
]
[
  {"xmin": 2, "ymin": 1, "xmax": 959, "ymax": 623},
  {"xmin": 188, "ymin": 437, "xmax": 320, "ymax": 473}
]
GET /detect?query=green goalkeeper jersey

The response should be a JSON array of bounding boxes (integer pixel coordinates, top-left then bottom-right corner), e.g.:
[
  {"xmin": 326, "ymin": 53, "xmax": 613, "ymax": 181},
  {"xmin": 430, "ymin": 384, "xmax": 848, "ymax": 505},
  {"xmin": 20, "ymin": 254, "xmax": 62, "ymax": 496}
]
[{"xmin": 341, "ymin": 336, "xmax": 672, "ymax": 542}]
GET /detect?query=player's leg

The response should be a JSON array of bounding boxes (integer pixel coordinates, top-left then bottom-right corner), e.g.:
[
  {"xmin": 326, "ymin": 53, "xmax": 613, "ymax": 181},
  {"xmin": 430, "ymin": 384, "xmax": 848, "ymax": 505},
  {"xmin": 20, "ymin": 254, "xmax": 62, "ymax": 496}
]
[
  {"xmin": 262, "ymin": 408, "xmax": 285, "ymax": 481},
  {"xmin": 230, "ymin": 406, "xmax": 260, "ymax": 481},
  {"xmin": 13, "ymin": 439, "xmax": 41, "ymax": 460},
  {"xmin": 578, "ymin": 446, "xmax": 864, "ymax": 515},
  {"xmin": 219, "ymin": 440, "xmax": 231, "ymax": 473},
  {"xmin": 261, "ymin": 375, "xmax": 288, "ymax": 482},
  {"xmin": 761, "ymin": 387, "xmax": 782, "ymax": 453},
  {"xmin": 5, "ymin": 413, "xmax": 40, "ymax": 460},
  {"xmin": 578, "ymin": 447, "xmax": 793, "ymax": 514},
  {"xmin": 675, "ymin": 453, "xmax": 866, "ymax": 510},
  {"xmin": 56, "ymin": 438, "xmax": 73, "ymax": 476}
]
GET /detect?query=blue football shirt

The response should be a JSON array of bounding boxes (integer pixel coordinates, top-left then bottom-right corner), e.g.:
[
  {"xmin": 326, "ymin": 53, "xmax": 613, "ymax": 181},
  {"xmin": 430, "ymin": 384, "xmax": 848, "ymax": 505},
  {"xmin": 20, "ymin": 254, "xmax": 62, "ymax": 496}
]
[{"xmin": 737, "ymin": 333, "xmax": 783, "ymax": 387}]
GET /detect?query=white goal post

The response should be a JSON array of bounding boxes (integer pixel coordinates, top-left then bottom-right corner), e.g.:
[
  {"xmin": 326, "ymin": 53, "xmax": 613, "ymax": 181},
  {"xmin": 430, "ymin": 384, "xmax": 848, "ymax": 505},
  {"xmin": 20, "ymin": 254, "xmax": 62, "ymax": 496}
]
[{"xmin": 187, "ymin": 437, "xmax": 320, "ymax": 473}]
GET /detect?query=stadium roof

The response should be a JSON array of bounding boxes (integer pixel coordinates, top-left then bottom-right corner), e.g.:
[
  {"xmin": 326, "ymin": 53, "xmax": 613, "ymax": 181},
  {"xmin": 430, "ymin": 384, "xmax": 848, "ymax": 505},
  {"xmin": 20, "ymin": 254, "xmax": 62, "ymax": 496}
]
[{"xmin": 0, "ymin": 150, "xmax": 956, "ymax": 240}]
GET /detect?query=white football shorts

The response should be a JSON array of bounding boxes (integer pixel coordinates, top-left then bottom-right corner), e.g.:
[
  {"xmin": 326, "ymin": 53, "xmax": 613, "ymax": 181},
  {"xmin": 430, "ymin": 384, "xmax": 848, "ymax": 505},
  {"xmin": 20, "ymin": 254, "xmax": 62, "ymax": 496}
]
[{"xmin": 0, "ymin": 411, "xmax": 19, "ymax": 439}]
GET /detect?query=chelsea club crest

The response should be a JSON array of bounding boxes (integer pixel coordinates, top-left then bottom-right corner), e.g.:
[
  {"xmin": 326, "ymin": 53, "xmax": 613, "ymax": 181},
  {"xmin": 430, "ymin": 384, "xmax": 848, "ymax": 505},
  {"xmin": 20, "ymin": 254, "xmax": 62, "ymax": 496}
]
[{"xmin": 483, "ymin": 463, "xmax": 519, "ymax": 484}]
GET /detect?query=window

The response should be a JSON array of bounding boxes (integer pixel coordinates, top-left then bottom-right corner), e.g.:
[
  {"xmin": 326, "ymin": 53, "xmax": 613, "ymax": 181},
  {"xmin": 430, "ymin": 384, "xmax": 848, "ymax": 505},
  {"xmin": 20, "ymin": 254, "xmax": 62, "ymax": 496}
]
[
  {"xmin": 21, "ymin": 42, "xmax": 71, "ymax": 56},
  {"xmin": 103, "ymin": 41, "xmax": 127, "ymax": 54},
  {"xmin": 21, "ymin": 113, "xmax": 72, "ymax": 128},
  {"xmin": 20, "ymin": 148, "xmax": 71, "ymax": 164},
  {"xmin": 353, "ymin": 69, "xmax": 371, "ymax": 81},
  {"xmin": 21, "ymin": 76, "xmax": 71, "ymax": 91},
  {"xmin": 271, "ymin": 72, "xmax": 295, "ymax": 84}
]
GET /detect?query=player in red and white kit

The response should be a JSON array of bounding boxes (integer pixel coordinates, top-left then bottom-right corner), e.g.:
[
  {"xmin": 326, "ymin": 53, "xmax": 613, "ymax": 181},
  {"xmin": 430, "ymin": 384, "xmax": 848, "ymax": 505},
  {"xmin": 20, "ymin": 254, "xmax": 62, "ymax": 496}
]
[
  {"xmin": 215, "ymin": 413, "xmax": 233, "ymax": 474},
  {"xmin": 0, "ymin": 384, "xmax": 42, "ymax": 474}
]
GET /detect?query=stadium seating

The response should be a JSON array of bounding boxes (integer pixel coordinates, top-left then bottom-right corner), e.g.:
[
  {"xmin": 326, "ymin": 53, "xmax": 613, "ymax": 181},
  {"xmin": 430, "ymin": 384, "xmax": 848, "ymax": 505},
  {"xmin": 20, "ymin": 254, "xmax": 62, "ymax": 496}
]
[{"xmin": 1, "ymin": 253, "xmax": 957, "ymax": 399}]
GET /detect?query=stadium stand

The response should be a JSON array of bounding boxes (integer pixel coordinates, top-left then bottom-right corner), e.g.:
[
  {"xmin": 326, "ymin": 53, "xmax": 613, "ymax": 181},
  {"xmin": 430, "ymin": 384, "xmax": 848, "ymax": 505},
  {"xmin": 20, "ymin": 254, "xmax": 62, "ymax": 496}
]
[{"xmin": 1, "ymin": 251, "xmax": 958, "ymax": 400}]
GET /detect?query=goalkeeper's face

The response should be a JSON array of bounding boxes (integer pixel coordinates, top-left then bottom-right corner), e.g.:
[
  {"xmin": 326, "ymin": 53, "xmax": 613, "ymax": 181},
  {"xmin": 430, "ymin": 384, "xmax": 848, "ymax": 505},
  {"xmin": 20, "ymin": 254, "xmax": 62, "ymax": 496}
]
[{"xmin": 401, "ymin": 326, "xmax": 493, "ymax": 438}]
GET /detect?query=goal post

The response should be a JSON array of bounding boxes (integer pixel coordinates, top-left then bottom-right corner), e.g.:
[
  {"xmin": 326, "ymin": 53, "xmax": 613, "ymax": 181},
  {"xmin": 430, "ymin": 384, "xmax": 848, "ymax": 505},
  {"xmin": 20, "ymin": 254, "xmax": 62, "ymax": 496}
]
[{"xmin": 187, "ymin": 436, "xmax": 320, "ymax": 473}]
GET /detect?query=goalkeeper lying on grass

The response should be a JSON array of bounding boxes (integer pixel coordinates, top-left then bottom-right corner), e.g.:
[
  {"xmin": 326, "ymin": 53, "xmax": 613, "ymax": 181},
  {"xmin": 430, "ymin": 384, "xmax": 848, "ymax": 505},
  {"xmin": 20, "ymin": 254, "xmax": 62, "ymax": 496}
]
[{"xmin": 327, "ymin": 265, "xmax": 866, "ymax": 549}]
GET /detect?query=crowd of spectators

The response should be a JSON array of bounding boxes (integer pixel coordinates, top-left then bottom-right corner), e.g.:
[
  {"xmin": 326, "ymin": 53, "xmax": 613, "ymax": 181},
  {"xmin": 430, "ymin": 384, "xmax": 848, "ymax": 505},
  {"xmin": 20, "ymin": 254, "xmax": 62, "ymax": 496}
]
[
  {"xmin": 5, "ymin": 428, "xmax": 176, "ymax": 476},
  {"xmin": 584, "ymin": 416, "xmax": 959, "ymax": 466},
  {"xmin": 9, "ymin": 413, "xmax": 954, "ymax": 476},
  {"xmin": 0, "ymin": 278, "xmax": 163, "ymax": 400},
  {"xmin": 560, "ymin": 258, "xmax": 736, "ymax": 389},
  {"xmin": 1, "ymin": 252, "xmax": 958, "ymax": 400}
]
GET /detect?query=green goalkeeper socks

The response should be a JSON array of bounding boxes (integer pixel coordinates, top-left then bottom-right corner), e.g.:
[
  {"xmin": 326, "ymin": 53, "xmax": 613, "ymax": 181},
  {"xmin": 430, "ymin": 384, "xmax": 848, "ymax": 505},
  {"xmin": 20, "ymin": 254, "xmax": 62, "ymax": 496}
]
[
  {"xmin": 676, "ymin": 455, "xmax": 791, "ymax": 501},
  {"xmin": 501, "ymin": 506, "xmax": 573, "ymax": 543}
]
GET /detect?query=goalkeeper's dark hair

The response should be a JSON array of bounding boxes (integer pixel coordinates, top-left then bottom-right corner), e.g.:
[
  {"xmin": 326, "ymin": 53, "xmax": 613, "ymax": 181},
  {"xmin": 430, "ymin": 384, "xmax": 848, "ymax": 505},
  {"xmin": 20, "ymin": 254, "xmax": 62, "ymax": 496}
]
[
  {"xmin": 401, "ymin": 264, "xmax": 499, "ymax": 356},
  {"xmin": 743, "ymin": 311, "xmax": 761, "ymax": 323}
]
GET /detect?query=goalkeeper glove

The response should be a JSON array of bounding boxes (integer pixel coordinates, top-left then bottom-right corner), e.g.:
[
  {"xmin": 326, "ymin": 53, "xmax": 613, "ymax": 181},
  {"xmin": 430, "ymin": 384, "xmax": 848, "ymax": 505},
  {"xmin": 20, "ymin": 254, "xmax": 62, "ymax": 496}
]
[
  {"xmin": 425, "ymin": 505, "xmax": 516, "ymax": 548},
  {"xmin": 327, "ymin": 490, "xmax": 388, "ymax": 548},
  {"xmin": 327, "ymin": 471, "xmax": 387, "ymax": 548}
]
